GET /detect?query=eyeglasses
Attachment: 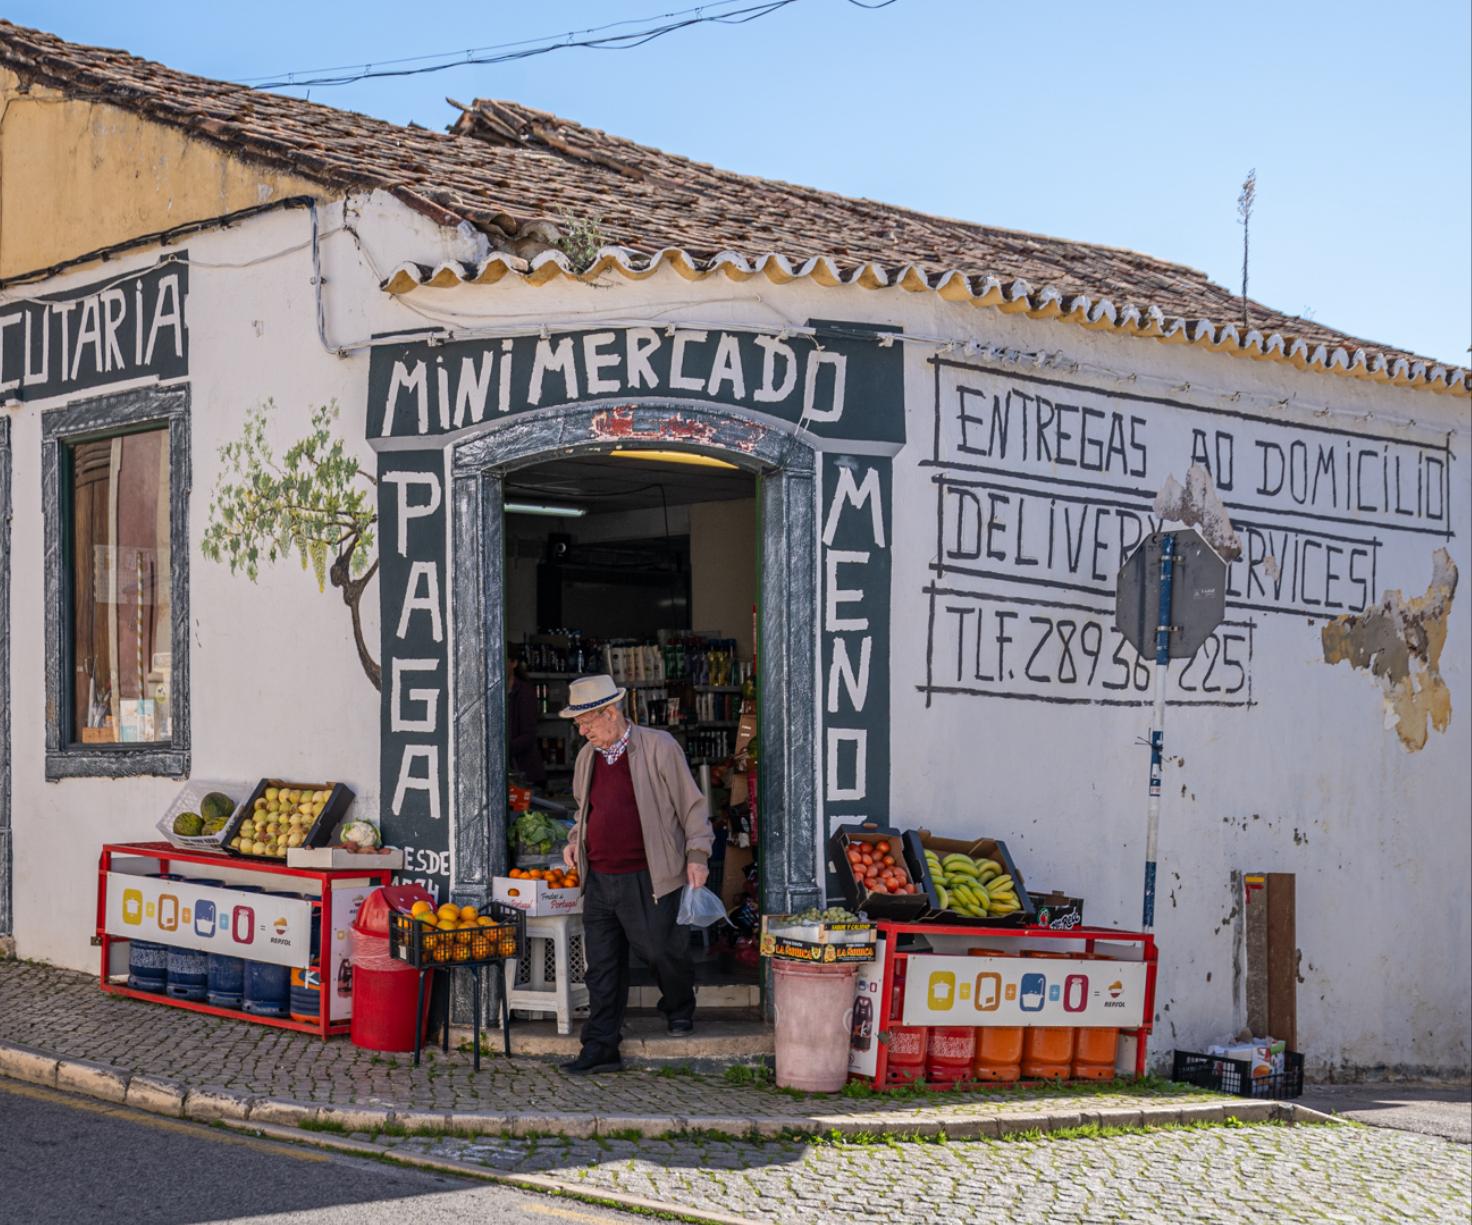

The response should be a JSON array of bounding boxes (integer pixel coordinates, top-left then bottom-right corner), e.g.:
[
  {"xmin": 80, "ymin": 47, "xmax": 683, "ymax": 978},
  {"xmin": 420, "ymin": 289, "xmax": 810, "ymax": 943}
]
[{"xmin": 573, "ymin": 708, "xmax": 613, "ymax": 733}]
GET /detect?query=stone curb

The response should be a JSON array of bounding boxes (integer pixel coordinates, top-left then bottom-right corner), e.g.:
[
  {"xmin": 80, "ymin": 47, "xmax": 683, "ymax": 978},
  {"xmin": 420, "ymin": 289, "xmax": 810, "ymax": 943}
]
[
  {"xmin": 226, "ymin": 1118, "xmax": 769, "ymax": 1225},
  {"xmin": 2, "ymin": 1038, "xmax": 1338, "ymax": 1140},
  {"xmin": 0, "ymin": 1040, "xmax": 60, "ymax": 1088},
  {"xmin": 56, "ymin": 1057, "xmax": 129, "ymax": 1104}
]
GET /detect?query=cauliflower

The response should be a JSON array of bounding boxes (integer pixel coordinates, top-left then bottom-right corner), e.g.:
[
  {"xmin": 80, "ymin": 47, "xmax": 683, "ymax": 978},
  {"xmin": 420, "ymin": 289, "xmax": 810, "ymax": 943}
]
[{"xmin": 339, "ymin": 819, "xmax": 382, "ymax": 850}]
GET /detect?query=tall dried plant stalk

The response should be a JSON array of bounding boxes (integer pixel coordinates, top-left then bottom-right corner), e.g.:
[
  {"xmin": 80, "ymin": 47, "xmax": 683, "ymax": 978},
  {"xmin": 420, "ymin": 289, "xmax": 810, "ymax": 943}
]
[{"xmin": 1237, "ymin": 169, "xmax": 1257, "ymax": 334}]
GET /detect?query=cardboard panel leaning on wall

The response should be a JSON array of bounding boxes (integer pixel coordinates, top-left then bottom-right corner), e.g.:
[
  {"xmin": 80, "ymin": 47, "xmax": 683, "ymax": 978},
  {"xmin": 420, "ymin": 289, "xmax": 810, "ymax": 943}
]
[{"xmin": 690, "ymin": 497, "xmax": 757, "ymax": 659}]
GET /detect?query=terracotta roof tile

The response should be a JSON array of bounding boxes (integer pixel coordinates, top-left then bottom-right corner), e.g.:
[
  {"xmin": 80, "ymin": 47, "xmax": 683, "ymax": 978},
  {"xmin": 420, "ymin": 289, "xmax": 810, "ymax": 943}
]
[{"xmin": 1, "ymin": 19, "xmax": 1465, "ymax": 396}]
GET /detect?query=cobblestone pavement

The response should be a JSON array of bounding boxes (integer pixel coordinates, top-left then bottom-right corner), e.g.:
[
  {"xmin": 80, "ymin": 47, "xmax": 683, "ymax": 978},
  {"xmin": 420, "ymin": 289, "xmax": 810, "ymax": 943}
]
[
  {"xmin": 364, "ymin": 1122, "xmax": 1472, "ymax": 1224},
  {"xmin": 1, "ymin": 960, "xmax": 1221, "ymax": 1132}
]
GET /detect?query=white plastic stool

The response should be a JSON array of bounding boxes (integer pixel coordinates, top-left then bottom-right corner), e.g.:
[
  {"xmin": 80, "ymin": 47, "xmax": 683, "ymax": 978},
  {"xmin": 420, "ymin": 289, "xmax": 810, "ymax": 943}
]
[{"xmin": 504, "ymin": 912, "xmax": 589, "ymax": 1035}]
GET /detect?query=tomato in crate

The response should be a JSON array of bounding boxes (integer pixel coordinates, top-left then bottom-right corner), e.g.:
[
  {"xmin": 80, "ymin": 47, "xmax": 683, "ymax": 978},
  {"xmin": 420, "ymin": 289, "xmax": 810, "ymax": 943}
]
[{"xmin": 829, "ymin": 823, "xmax": 927, "ymax": 921}]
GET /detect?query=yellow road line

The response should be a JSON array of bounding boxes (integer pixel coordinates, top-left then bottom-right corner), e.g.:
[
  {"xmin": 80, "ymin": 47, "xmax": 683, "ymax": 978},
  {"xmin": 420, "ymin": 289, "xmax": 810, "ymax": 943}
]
[
  {"xmin": 526, "ymin": 1204, "xmax": 626, "ymax": 1223},
  {"xmin": 0, "ymin": 1078, "xmax": 329, "ymax": 1162}
]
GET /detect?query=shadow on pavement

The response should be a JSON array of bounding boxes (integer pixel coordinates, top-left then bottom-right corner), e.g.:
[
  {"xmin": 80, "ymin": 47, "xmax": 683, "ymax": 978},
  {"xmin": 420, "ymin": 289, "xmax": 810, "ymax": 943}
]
[{"xmin": 1296, "ymin": 1082, "xmax": 1471, "ymax": 1144}]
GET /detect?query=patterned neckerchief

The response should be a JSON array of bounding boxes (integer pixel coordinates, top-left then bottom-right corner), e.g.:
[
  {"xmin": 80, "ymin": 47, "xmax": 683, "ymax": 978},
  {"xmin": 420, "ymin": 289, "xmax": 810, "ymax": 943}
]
[{"xmin": 597, "ymin": 723, "xmax": 632, "ymax": 766}]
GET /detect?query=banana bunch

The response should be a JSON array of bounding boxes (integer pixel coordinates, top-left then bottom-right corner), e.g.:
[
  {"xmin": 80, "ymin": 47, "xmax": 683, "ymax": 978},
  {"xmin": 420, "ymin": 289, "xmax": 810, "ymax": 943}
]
[{"xmin": 923, "ymin": 849, "xmax": 1024, "ymax": 918}]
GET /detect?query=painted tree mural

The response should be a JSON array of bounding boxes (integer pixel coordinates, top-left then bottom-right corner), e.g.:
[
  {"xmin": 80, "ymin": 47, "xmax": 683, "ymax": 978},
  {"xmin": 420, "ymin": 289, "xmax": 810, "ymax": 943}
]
[{"xmin": 201, "ymin": 401, "xmax": 381, "ymax": 689}]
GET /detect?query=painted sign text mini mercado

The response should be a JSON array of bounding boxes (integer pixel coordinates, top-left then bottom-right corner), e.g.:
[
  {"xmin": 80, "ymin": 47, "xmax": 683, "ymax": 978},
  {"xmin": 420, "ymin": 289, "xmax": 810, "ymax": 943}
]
[
  {"xmin": 0, "ymin": 258, "xmax": 188, "ymax": 403},
  {"xmin": 368, "ymin": 323, "xmax": 904, "ymax": 444}
]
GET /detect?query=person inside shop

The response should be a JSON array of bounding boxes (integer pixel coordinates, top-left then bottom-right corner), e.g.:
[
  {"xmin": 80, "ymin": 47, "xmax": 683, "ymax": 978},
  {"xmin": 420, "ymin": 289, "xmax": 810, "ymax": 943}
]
[
  {"xmin": 507, "ymin": 649, "xmax": 548, "ymax": 791},
  {"xmin": 559, "ymin": 674, "xmax": 713, "ymax": 1074}
]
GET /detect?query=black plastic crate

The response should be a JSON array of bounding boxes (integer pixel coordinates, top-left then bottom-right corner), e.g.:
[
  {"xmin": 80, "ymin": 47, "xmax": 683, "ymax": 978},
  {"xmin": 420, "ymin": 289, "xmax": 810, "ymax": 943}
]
[
  {"xmin": 220, "ymin": 779, "xmax": 356, "ymax": 860},
  {"xmin": 388, "ymin": 902, "xmax": 525, "ymax": 968},
  {"xmin": 1172, "ymin": 1048, "xmax": 1304, "ymax": 1099}
]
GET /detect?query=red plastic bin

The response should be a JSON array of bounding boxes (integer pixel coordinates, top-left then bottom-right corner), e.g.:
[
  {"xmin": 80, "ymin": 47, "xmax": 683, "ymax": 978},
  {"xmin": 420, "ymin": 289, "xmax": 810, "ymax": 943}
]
[{"xmin": 349, "ymin": 885, "xmax": 435, "ymax": 1053}]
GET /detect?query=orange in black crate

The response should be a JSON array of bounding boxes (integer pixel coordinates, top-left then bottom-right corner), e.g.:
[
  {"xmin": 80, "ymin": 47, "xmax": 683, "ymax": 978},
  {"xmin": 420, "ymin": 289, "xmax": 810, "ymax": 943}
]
[{"xmin": 388, "ymin": 902, "xmax": 523, "ymax": 967}]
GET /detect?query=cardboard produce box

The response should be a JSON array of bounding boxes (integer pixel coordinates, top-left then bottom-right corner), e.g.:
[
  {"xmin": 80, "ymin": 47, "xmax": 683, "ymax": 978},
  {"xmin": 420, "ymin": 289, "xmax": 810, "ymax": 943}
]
[
  {"xmin": 828, "ymin": 823, "xmax": 928, "ymax": 920},
  {"xmin": 1028, "ymin": 890, "xmax": 1084, "ymax": 930},
  {"xmin": 760, "ymin": 915, "xmax": 875, "ymax": 945},
  {"xmin": 492, "ymin": 875, "xmax": 583, "ymax": 916},
  {"xmin": 759, "ymin": 917, "xmax": 877, "ymax": 963},
  {"xmin": 913, "ymin": 830, "xmax": 1038, "ymax": 927},
  {"xmin": 287, "ymin": 846, "xmax": 404, "ymax": 871}
]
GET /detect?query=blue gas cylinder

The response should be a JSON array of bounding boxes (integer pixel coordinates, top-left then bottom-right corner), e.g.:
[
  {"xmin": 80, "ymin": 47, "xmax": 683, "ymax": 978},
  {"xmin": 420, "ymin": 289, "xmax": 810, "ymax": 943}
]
[
  {"xmin": 242, "ymin": 891, "xmax": 299, "ymax": 1017},
  {"xmin": 127, "ymin": 940, "xmax": 168, "ymax": 993}
]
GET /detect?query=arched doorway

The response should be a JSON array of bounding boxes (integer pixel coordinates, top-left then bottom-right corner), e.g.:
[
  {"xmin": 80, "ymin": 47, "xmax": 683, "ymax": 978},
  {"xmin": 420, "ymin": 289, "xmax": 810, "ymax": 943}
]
[{"xmin": 448, "ymin": 401, "xmax": 822, "ymax": 923}]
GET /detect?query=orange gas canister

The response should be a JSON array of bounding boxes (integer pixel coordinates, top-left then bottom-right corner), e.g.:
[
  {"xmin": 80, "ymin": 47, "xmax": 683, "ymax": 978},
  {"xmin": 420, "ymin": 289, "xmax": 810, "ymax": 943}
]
[
  {"xmin": 968, "ymin": 947, "xmax": 1023, "ymax": 1083},
  {"xmin": 1071, "ymin": 953, "xmax": 1121, "ymax": 1080},
  {"xmin": 1021, "ymin": 950, "xmax": 1076, "ymax": 1080},
  {"xmin": 885, "ymin": 958, "xmax": 928, "ymax": 1084}
]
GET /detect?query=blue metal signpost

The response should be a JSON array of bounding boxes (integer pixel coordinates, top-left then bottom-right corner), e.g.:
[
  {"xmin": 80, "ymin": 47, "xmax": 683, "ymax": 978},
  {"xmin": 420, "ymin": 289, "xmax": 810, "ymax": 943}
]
[
  {"xmin": 1141, "ymin": 533, "xmax": 1176, "ymax": 932},
  {"xmin": 1115, "ymin": 528, "xmax": 1226, "ymax": 935}
]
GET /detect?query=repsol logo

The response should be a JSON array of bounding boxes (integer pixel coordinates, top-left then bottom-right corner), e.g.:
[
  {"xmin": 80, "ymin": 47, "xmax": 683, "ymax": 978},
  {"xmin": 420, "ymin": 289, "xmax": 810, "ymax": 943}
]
[{"xmin": 268, "ymin": 937, "xmax": 293, "ymax": 947}]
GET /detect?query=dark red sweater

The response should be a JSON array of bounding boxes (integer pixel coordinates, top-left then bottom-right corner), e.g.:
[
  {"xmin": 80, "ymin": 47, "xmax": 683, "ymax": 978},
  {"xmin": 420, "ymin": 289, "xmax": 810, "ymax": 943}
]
[{"xmin": 585, "ymin": 753, "xmax": 648, "ymax": 874}]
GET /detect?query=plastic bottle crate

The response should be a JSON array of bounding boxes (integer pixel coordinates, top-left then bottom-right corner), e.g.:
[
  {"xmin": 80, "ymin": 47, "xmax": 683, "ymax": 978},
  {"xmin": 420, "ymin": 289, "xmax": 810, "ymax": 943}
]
[{"xmin": 1171, "ymin": 1048, "xmax": 1304, "ymax": 1099}]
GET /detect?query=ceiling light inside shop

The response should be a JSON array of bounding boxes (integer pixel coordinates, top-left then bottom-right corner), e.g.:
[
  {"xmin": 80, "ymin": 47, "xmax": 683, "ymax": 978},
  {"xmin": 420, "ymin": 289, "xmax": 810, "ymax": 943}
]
[
  {"xmin": 504, "ymin": 501, "xmax": 587, "ymax": 518},
  {"xmin": 609, "ymin": 448, "xmax": 739, "ymax": 470}
]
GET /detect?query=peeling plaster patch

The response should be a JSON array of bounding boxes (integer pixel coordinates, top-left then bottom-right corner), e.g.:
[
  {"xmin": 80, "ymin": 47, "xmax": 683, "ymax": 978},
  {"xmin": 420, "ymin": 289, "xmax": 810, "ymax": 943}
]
[
  {"xmin": 1153, "ymin": 464, "xmax": 1243, "ymax": 561},
  {"xmin": 1263, "ymin": 554, "xmax": 1281, "ymax": 581},
  {"xmin": 1321, "ymin": 549, "xmax": 1459, "ymax": 752},
  {"xmin": 587, "ymin": 405, "xmax": 765, "ymax": 453}
]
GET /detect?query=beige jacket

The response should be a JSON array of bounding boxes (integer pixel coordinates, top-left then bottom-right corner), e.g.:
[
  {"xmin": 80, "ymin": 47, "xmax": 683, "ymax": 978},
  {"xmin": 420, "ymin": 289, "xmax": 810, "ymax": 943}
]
[{"xmin": 569, "ymin": 723, "xmax": 712, "ymax": 900}]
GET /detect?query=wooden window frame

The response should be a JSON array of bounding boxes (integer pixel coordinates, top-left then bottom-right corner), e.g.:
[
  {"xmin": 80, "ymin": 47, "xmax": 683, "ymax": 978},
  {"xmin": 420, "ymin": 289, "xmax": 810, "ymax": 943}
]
[{"xmin": 42, "ymin": 385, "xmax": 191, "ymax": 780}]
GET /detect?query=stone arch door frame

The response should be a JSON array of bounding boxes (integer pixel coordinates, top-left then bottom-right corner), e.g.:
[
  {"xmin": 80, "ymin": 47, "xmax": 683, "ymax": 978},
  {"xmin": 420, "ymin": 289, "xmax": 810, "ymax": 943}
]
[{"xmin": 449, "ymin": 401, "xmax": 823, "ymax": 921}]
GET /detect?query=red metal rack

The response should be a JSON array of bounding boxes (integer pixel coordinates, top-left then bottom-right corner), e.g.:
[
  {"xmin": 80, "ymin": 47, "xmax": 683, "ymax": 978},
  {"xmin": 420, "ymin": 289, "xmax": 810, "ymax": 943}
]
[
  {"xmin": 97, "ymin": 841, "xmax": 396, "ymax": 1039},
  {"xmin": 862, "ymin": 920, "xmax": 1159, "ymax": 1091}
]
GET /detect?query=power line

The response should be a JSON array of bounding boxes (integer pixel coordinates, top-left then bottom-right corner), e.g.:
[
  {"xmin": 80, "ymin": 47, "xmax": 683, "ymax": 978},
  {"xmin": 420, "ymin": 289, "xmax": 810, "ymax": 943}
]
[
  {"xmin": 235, "ymin": 3, "xmax": 752, "ymax": 84},
  {"xmin": 242, "ymin": 0, "xmax": 896, "ymax": 92}
]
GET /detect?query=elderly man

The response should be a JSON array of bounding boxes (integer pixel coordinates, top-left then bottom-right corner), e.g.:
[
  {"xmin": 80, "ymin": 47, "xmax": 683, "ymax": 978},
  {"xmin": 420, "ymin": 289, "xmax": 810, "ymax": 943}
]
[{"xmin": 559, "ymin": 674, "xmax": 713, "ymax": 1074}]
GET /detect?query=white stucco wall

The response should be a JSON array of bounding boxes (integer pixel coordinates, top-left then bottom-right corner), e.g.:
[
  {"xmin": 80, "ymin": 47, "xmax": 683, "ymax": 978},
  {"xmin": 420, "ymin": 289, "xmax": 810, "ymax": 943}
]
[
  {"xmin": 3, "ymin": 194, "xmax": 440, "ymax": 970},
  {"xmin": 4, "ymin": 197, "xmax": 1467, "ymax": 1077}
]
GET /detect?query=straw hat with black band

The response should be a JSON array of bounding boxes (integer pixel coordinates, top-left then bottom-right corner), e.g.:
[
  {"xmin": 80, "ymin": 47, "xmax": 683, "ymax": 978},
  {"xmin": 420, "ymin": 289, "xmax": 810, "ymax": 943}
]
[{"xmin": 558, "ymin": 674, "xmax": 627, "ymax": 719}]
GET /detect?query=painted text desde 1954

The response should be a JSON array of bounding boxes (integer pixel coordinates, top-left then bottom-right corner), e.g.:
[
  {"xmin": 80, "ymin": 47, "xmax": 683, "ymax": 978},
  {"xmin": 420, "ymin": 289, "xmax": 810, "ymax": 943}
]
[{"xmin": 932, "ymin": 361, "xmax": 1453, "ymax": 539}]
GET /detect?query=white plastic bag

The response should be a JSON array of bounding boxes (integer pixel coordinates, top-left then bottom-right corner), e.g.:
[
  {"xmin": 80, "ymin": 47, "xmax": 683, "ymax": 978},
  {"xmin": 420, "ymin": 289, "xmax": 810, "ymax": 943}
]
[{"xmin": 678, "ymin": 885, "xmax": 730, "ymax": 928}]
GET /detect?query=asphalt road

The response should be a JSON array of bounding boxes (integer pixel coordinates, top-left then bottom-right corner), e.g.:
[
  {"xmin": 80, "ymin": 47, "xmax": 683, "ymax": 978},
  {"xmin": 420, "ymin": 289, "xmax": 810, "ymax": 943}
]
[
  {"xmin": 0, "ymin": 1077, "xmax": 647, "ymax": 1225},
  {"xmin": 1297, "ymin": 1081, "xmax": 1472, "ymax": 1143}
]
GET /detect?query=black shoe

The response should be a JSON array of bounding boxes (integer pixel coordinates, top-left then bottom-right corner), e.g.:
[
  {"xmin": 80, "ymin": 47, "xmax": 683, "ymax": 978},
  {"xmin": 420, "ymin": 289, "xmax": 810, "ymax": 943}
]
[
  {"xmin": 668, "ymin": 1019, "xmax": 694, "ymax": 1037},
  {"xmin": 561, "ymin": 1048, "xmax": 623, "ymax": 1075}
]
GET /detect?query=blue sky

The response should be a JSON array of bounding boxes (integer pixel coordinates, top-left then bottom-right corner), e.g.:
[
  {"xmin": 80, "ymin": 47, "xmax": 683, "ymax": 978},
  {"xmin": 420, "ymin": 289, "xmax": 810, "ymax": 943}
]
[{"xmin": 12, "ymin": 1, "xmax": 1470, "ymax": 365}]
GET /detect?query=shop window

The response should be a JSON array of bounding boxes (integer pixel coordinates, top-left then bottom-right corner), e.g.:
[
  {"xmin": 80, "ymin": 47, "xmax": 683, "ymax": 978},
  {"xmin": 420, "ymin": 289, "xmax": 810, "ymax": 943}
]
[{"xmin": 42, "ymin": 387, "xmax": 190, "ymax": 779}]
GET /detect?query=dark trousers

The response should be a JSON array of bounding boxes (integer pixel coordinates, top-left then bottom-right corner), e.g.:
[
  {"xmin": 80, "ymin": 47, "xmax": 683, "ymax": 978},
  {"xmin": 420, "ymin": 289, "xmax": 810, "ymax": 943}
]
[{"xmin": 580, "ymin": 868, "xmax": 694, "ymax": 1055}]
